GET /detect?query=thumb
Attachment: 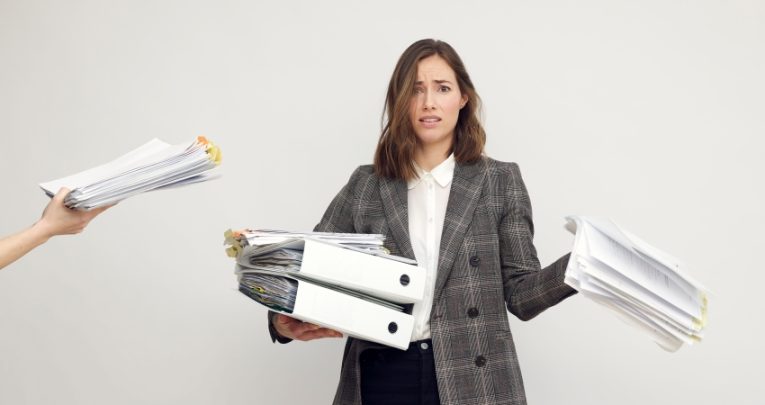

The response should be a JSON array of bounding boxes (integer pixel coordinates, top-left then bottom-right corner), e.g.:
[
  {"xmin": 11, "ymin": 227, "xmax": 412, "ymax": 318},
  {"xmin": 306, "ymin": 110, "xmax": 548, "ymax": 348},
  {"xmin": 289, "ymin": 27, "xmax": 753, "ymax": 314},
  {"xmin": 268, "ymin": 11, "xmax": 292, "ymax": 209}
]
[{"xmin": 52, "ymin": 187, "xmax": 71, "ymax": 204}]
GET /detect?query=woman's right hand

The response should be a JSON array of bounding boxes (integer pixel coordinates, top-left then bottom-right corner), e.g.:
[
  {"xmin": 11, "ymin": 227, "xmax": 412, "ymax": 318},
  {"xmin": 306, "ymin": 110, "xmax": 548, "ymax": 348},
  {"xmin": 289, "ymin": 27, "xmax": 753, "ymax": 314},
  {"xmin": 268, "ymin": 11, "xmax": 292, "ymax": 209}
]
[{"xmin": 272, "ymin": 314, "xmax": 343, "ymax": 341}]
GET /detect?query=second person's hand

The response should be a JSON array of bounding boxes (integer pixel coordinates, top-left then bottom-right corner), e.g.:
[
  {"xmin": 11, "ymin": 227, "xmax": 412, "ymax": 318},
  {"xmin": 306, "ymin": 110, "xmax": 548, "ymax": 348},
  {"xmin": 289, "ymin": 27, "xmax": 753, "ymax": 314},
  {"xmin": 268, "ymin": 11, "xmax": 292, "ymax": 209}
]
[
  {"xmin": 34, "ymin": 188, "xmax": 112, "ymax": 239},
  {"xmin": 273, "ymin": 314, "xmax": 343, "ymax": 341}
]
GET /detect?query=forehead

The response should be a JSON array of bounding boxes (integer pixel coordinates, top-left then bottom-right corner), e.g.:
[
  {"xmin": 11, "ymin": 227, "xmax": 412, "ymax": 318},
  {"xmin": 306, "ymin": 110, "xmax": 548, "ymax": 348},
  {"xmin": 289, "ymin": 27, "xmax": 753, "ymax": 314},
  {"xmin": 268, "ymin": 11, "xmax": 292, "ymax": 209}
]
[{"xmin": 416, "ymin": 55, "xmax": 457, "ymax": 81}]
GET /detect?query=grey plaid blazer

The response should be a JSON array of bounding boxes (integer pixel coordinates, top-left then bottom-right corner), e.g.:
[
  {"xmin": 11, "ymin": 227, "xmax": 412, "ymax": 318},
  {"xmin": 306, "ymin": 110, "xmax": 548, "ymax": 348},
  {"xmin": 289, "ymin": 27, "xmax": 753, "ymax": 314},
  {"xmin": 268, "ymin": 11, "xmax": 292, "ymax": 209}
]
[{"xmin": 269, "ymin": 156, "xmax": 576, "ymax": 405}]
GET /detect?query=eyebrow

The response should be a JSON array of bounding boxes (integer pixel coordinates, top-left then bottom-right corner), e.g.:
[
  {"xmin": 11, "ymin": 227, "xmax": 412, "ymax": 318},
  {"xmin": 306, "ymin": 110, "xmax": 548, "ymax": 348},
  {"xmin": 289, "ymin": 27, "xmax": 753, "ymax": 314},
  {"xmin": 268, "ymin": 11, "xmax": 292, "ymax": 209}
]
[{"xmin": 414, "ymin": 79, "xmax": 454, "ymax": 85}]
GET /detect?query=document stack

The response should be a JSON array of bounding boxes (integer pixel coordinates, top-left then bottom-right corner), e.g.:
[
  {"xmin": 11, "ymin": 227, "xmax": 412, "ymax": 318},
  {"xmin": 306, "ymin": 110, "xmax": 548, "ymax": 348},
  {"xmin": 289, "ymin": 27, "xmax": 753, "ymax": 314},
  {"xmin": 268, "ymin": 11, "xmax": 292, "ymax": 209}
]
[
  {"xmin": 39, "ymin": 137, "xmax": 221, "ymax": 210},
  {"xmin": 224, "ymin": 229, "xmax": 390, "ymax": 258},
  {"xmin": 224, "ymin": 229, "xmax": 424, "ymax": 350},
  {"xmin": 564, "ymin": 216, "xmax": 709, "ymax": 352}
]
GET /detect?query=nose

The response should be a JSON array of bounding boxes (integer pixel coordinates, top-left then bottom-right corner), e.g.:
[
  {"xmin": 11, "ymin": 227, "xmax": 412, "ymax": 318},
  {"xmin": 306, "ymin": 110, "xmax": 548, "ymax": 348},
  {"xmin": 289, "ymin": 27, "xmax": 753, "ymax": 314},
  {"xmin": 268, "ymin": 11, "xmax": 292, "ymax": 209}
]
[{"xmin": 422, "ymin": 89, "xmax": 436, "ymax": 110}]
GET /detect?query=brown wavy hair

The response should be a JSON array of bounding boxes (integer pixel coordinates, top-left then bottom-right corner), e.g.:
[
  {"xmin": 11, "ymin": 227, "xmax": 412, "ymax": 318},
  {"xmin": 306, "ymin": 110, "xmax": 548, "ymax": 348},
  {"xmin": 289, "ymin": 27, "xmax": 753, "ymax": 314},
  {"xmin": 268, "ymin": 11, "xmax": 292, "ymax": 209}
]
[{"xmin": 374, "ymin": 39, "xmax": 485, "ymax": 181}]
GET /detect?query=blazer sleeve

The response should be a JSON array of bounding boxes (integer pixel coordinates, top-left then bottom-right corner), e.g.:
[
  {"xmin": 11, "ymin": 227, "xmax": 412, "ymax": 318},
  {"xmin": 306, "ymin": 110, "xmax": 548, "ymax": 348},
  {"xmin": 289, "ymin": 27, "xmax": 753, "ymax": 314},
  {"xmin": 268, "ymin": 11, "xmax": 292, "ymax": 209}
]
[
  {"xmin": 500, "ymin": 163, "xmax": 577, "ymax": 321},
  {"xmin": 267, "ymin": 167, "xmax": 363, "ymax": 344},
  {"xmin": 312, "ymin": 166, "xmax": 363, "ymax": 233}
]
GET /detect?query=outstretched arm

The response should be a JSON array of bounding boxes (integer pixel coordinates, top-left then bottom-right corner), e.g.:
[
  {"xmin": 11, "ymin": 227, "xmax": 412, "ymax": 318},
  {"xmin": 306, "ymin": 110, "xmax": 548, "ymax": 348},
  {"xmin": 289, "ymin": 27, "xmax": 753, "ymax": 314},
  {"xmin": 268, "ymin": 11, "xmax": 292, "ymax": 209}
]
[
  {"xmin": 500, "ymin": 164, "xmax": 577, "ymax": 320},
  {"xmin": 0, "ymin": 188, "xmax": 111, "ymax": 270}
]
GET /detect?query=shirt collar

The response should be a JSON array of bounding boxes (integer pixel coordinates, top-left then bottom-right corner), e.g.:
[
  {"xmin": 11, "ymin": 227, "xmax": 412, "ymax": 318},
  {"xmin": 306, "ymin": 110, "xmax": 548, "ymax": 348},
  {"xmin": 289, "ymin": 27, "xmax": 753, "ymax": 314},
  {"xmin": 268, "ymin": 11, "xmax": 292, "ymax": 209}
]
[{"xmin": 407, "ymin": 154, "xmax": 456, "ymax": 190}]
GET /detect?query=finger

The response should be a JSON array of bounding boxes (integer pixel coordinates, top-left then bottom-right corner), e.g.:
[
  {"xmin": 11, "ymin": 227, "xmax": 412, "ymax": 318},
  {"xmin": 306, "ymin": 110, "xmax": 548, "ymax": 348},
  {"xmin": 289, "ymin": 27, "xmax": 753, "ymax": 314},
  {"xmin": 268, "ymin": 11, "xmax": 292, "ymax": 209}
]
[
  {"xmin": 289, "ymin": 321, "xmax": 322, "ymax": 336},
  {"xmin": 297, "ymin": 328, "xmax": 344, "ymax": 341}
]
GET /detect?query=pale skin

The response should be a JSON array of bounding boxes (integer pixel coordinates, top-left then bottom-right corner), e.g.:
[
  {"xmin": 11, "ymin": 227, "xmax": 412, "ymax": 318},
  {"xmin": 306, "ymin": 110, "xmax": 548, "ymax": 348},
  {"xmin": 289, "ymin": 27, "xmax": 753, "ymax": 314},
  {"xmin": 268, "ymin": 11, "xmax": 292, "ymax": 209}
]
[
  {"xmin": 272, "ymin": 54, "xmax": 467, "ymax": 341},
  {"xmin": 409, "ymin": 54, "xmax": 468, "ymax": 171},
  {"xmin": 0, "ymin": 188, "xmax": 111, "ymax": 270}
]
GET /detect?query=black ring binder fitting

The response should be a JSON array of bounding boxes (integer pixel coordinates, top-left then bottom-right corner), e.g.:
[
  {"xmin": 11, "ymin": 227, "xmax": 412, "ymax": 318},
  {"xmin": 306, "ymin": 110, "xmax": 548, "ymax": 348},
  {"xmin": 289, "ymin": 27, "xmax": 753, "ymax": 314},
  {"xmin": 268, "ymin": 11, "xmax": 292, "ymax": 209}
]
[
  {"xmin": 399, "ymin": 274, "xmax": 410, "ymax": 286},
  {"xmin": 388, "ymin": 322, "xmax": 398, "ymax": 334}
]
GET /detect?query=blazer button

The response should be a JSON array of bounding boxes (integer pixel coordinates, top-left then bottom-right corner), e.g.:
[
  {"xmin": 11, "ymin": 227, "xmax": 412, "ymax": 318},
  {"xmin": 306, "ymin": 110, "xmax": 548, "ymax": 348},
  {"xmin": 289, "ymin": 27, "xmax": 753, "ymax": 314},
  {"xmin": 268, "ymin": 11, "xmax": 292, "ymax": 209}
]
[
  {"xmin": 469, "ymin": 255, "xmax": 480, "ymax": 267},
  {"xmin": 475, "ymin": 355, "xmax": 486, "ymax": 367},
  {"xmin": 467, "ymin": 307, "xmax": 479, "ymax": 318}
]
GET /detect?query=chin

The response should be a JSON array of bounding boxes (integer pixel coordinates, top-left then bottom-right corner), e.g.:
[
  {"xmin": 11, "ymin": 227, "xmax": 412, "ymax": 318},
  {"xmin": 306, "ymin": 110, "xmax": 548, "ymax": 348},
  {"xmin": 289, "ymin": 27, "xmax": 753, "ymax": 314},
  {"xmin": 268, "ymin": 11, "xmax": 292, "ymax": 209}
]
[{"xmin": 416, "ymin": 138, "xmax": 452, "ymax": 151}]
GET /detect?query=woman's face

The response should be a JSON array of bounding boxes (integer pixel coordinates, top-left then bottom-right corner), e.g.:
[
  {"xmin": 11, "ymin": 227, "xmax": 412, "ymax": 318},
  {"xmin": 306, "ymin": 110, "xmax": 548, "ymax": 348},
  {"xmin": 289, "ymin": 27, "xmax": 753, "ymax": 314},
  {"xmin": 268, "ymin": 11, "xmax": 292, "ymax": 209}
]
[{"xmin": 409, "ymin": 55, "xmax": 467, "ymax": 153}]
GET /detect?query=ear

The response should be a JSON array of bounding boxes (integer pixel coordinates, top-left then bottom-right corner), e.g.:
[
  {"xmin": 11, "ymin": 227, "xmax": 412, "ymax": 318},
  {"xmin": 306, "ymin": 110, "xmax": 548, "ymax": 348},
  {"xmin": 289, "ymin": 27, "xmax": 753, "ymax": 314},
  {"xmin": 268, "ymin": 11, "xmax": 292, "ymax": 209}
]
[{"xmin": 460, "ymin": 94, "xmax": 468, "ymax": 109}]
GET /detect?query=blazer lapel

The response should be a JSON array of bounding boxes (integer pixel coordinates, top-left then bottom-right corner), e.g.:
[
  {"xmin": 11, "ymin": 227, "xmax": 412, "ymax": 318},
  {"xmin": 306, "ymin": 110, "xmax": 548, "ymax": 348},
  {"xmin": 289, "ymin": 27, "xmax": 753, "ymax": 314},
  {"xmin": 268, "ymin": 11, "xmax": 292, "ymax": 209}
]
[
  {"xmin": 379, "ymin": 176, "xmax": 415, "ymax": 260},
  {"xmin": 434, "ymin": 158, "xmax": 487, "ymax": 298}
]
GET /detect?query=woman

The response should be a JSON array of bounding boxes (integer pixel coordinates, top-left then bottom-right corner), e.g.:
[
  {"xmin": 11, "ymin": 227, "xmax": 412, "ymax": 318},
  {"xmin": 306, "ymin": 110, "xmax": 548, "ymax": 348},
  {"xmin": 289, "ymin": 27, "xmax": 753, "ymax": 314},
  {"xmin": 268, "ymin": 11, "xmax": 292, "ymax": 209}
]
[{"xmin": 269, "ymin": 39, "xmax": 576, "ymax": 405}]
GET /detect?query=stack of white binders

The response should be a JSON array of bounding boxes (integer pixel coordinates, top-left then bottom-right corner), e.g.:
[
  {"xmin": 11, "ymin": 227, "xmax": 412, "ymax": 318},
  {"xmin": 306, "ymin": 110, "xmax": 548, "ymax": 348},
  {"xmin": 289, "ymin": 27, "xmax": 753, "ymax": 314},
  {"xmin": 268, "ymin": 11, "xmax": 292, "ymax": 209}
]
[
  {"xmin": 564, "ymin": 216, "xmax": 709, "ymax": 352},
  {"xmin": 224, "ymin": 229, "xmax": 424, "ymax": 350}
]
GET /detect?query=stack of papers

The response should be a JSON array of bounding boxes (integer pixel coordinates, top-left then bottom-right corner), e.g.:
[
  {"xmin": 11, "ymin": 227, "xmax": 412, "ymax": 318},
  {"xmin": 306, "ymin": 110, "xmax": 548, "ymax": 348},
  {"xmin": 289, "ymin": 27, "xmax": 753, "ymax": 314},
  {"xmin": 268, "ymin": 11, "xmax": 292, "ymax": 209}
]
[
  {"xmin": 225, "ymin": 229, "xmax": 424, "ymax": 349},
  {"xmin": 224, "ymin": 229, "xmax": 389, "ymax": 258},
  {"xmin": 39, "ymin": 137, "xmax": 221, "ymax": 210},
  {"xmin": 564, "ymin": 216, "xmax": 709, "ymax": 352},
  {"xmin": 239, "ymin": 273, "xmax": 298, "ymax": 314}
]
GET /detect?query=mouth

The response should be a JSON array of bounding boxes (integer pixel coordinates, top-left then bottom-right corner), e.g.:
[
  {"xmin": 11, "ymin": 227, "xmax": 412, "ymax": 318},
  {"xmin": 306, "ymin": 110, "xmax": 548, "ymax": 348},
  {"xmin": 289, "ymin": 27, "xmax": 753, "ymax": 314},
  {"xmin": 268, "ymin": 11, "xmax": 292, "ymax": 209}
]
[
  {"xmin": 418, "ymin": 116, "xmax": 441, "ymax": 128},
  {"xmin": 419, "ymin": 116, "xmax": 441, "ymax": 123}
]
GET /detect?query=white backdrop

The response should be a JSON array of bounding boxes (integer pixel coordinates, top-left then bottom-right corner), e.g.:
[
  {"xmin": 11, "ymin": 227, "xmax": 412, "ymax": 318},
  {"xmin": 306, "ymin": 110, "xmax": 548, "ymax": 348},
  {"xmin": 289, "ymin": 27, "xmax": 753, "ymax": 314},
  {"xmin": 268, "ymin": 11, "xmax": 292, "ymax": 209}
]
[{"xmin": 1, "ymin": 1, "xmax": 763, "ymax": 404}]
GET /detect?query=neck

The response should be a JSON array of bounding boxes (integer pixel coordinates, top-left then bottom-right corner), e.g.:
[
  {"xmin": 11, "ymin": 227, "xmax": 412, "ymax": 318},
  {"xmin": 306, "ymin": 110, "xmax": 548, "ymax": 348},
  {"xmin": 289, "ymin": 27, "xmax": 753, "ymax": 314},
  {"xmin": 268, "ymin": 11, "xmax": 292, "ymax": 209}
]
[{"xmin": 414, "ymin": 141, "xmax": 452, "ymax": 172}]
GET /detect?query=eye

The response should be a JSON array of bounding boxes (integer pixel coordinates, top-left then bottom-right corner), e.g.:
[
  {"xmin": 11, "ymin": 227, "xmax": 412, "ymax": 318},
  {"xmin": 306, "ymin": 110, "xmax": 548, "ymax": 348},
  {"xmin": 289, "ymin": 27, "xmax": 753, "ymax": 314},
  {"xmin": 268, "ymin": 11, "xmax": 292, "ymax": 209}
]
[
  {"xmin": 438, "ymin": 85, "xmax": 451, "ymax": 92},
  {"xmin": 413, "ymin": 86, "xmax": 425, "ymax": 94}
]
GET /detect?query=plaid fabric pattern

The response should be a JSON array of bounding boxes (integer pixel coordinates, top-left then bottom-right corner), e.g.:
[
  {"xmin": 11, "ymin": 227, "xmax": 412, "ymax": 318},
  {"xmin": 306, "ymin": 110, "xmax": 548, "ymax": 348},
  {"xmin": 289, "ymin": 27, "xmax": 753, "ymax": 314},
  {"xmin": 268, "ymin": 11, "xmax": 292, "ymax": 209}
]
[{"xmin": 269, "ymin": 157, "xmax": 576, "ymax": 405}]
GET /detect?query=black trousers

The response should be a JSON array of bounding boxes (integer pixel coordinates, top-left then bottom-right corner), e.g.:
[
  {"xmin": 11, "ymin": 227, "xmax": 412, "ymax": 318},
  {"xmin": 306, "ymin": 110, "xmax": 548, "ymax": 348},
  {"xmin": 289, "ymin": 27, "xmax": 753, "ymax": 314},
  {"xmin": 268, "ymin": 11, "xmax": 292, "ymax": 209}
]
[{"xmin": 359, "ymin": 339, "xmax": 441, "ymax": 405}]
